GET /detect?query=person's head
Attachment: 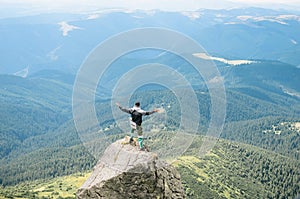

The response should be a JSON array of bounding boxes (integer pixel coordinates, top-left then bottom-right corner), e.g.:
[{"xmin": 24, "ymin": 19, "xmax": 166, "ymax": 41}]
[{"xmin": 135, "ymin": 102, "xmax": 140, "ymax": 107}]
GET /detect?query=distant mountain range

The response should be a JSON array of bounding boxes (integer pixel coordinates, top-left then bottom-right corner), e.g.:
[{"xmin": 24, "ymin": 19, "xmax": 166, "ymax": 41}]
[
  {"xmin": 0, "ymin": 7, "xmax": 300, "ymax": 198},
  {"xmin": 1, "ymin": 7, "xmax": 300, "ymax": 75}
]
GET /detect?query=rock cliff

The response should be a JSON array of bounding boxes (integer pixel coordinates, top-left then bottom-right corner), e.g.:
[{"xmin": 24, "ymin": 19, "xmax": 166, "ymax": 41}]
[{"xmin": 76, "ymin": 138, "xmax": 185, "ymax": 199}]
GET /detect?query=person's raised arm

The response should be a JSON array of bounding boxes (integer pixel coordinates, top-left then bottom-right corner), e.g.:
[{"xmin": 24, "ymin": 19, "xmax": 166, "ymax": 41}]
[
  {"xmin": 145, "ymin": 109, "xmax": 159, "ymax": 115},
  {"xmin": 116, "ymin": 102, "xmax": 131, "ymax": 114}
]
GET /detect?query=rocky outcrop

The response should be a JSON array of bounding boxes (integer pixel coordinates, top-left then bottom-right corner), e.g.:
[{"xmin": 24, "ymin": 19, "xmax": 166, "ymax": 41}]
[{"xmin": 76, "ymin": 138, "xmax": 185, "ymax": 199}]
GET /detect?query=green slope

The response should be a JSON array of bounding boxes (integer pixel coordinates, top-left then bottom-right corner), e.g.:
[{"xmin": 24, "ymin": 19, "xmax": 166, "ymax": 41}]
[
  {"xmin": 222, "ymin": 117, "xmax": 300, "ymax": 160},
  {"xmin": 0, "ymin": 73, "xmax": 73, "ymax": 159},
  {"xmin": 0, "ymin": 137, "xmax": 299, "ymax": 199},
  {"xmin": 1, "ymin": 66, "xmax": 300, "ymax": 198},
  {"xmin": 0, "ymin": 172, "xmax": 91, "ymax": 199},
  {"xmin": 1, "ymin": 83, "xmax": 300, "ymax": 186},
  {"xmin": 177, "ymin": 138, "xmax": 300, "ymax": 199},
  {"xmin": 0, "ymin": 120, "xmax": 96, "ymax": 186}
]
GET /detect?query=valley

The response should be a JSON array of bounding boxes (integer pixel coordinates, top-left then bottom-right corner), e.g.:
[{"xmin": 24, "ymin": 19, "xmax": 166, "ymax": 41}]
[{"xmin": 0, "ymin": 6, "xmax": 300, "ymax": 199}]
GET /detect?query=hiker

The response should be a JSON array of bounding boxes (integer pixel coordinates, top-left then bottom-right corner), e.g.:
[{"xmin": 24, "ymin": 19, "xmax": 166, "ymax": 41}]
[{"xmin": 116, "ymin": 102, "xmax": 158, "ymax": 150}]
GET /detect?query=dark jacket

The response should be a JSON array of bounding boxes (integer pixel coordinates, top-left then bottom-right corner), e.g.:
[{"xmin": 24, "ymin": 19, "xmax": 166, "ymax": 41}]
[{"xmin": 118, "ymin": 105, "xmax": 155, "ymax": 126}]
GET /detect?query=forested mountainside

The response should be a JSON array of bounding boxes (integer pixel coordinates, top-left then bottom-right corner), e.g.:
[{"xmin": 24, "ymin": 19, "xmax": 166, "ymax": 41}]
[{"xmin": 1, "ymin": 6, "xmax": 300, "ymax": 198}]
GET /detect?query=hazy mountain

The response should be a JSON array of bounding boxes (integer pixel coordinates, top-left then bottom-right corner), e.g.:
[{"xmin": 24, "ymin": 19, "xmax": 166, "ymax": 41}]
[
  {"xmin": 0, "ymin": 6, "xmax": 300, "ymax": 199},
  {"xmin": 1, "ymin": 7, "xmax": 300, "ymax": 75},
  {"xmin": 0, "ymin": 59, "xmax": 299, "ymax": 185}
]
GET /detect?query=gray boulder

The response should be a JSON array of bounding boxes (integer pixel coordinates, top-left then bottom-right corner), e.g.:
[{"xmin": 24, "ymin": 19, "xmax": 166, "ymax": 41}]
[{"xmin": 76, "ymin": 139, "xmax": 185, "ymax": 199}]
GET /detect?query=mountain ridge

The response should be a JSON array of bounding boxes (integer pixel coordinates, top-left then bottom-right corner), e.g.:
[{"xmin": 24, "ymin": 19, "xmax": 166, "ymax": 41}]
[
  {"xmin": 1, "ymin": 7, "xmax": 300, "ymax": 74},
  {"xmin": 0, "ymin": 6, "xmax": 299, "ymax": 198}
]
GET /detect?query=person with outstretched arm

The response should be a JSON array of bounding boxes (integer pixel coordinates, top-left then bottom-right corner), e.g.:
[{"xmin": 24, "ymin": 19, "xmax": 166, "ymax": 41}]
[{"xmin": 116, "ymin": 102, "xmax": 158, "ymax": 150}]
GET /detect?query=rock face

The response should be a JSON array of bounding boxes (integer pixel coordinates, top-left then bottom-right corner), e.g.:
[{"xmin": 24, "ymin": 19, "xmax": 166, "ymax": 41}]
[{"xmin": 76, "ymin": 139, "xmax": 185, "ymax": 199}]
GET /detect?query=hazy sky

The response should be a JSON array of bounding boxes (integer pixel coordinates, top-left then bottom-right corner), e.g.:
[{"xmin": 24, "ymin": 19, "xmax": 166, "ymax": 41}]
[{"xmin": 1, "ymin": 0, "xmax": 300, "ymax": 17}]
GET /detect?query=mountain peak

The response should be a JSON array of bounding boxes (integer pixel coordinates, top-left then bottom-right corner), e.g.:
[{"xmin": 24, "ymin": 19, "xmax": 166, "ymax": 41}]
[{"xmin": 76, "ymin": 138, "xmax": 185, "ymax": 198}]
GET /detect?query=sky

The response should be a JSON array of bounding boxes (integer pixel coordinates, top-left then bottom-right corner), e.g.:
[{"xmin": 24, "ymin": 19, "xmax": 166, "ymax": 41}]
[{"xmin": 1, "ymin": 0, "xmax": 300, "ymax": 18}]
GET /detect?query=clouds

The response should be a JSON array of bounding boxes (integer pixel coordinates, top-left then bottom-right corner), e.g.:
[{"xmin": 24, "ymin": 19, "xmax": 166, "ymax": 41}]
[
  {"xmin": 1, "ymin": 0, "xmax": 300, "ymax": 10},
  {"xmin": 0, "ymin": 0, "xmax": 204, "ymax": 12},
  {"xmin": 1, "ymin": 0, "xmax": 300, "ymax": 18},
  {"xmin": 232, "ymin": 0, "xmax": 300, "ymax": 3}
]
